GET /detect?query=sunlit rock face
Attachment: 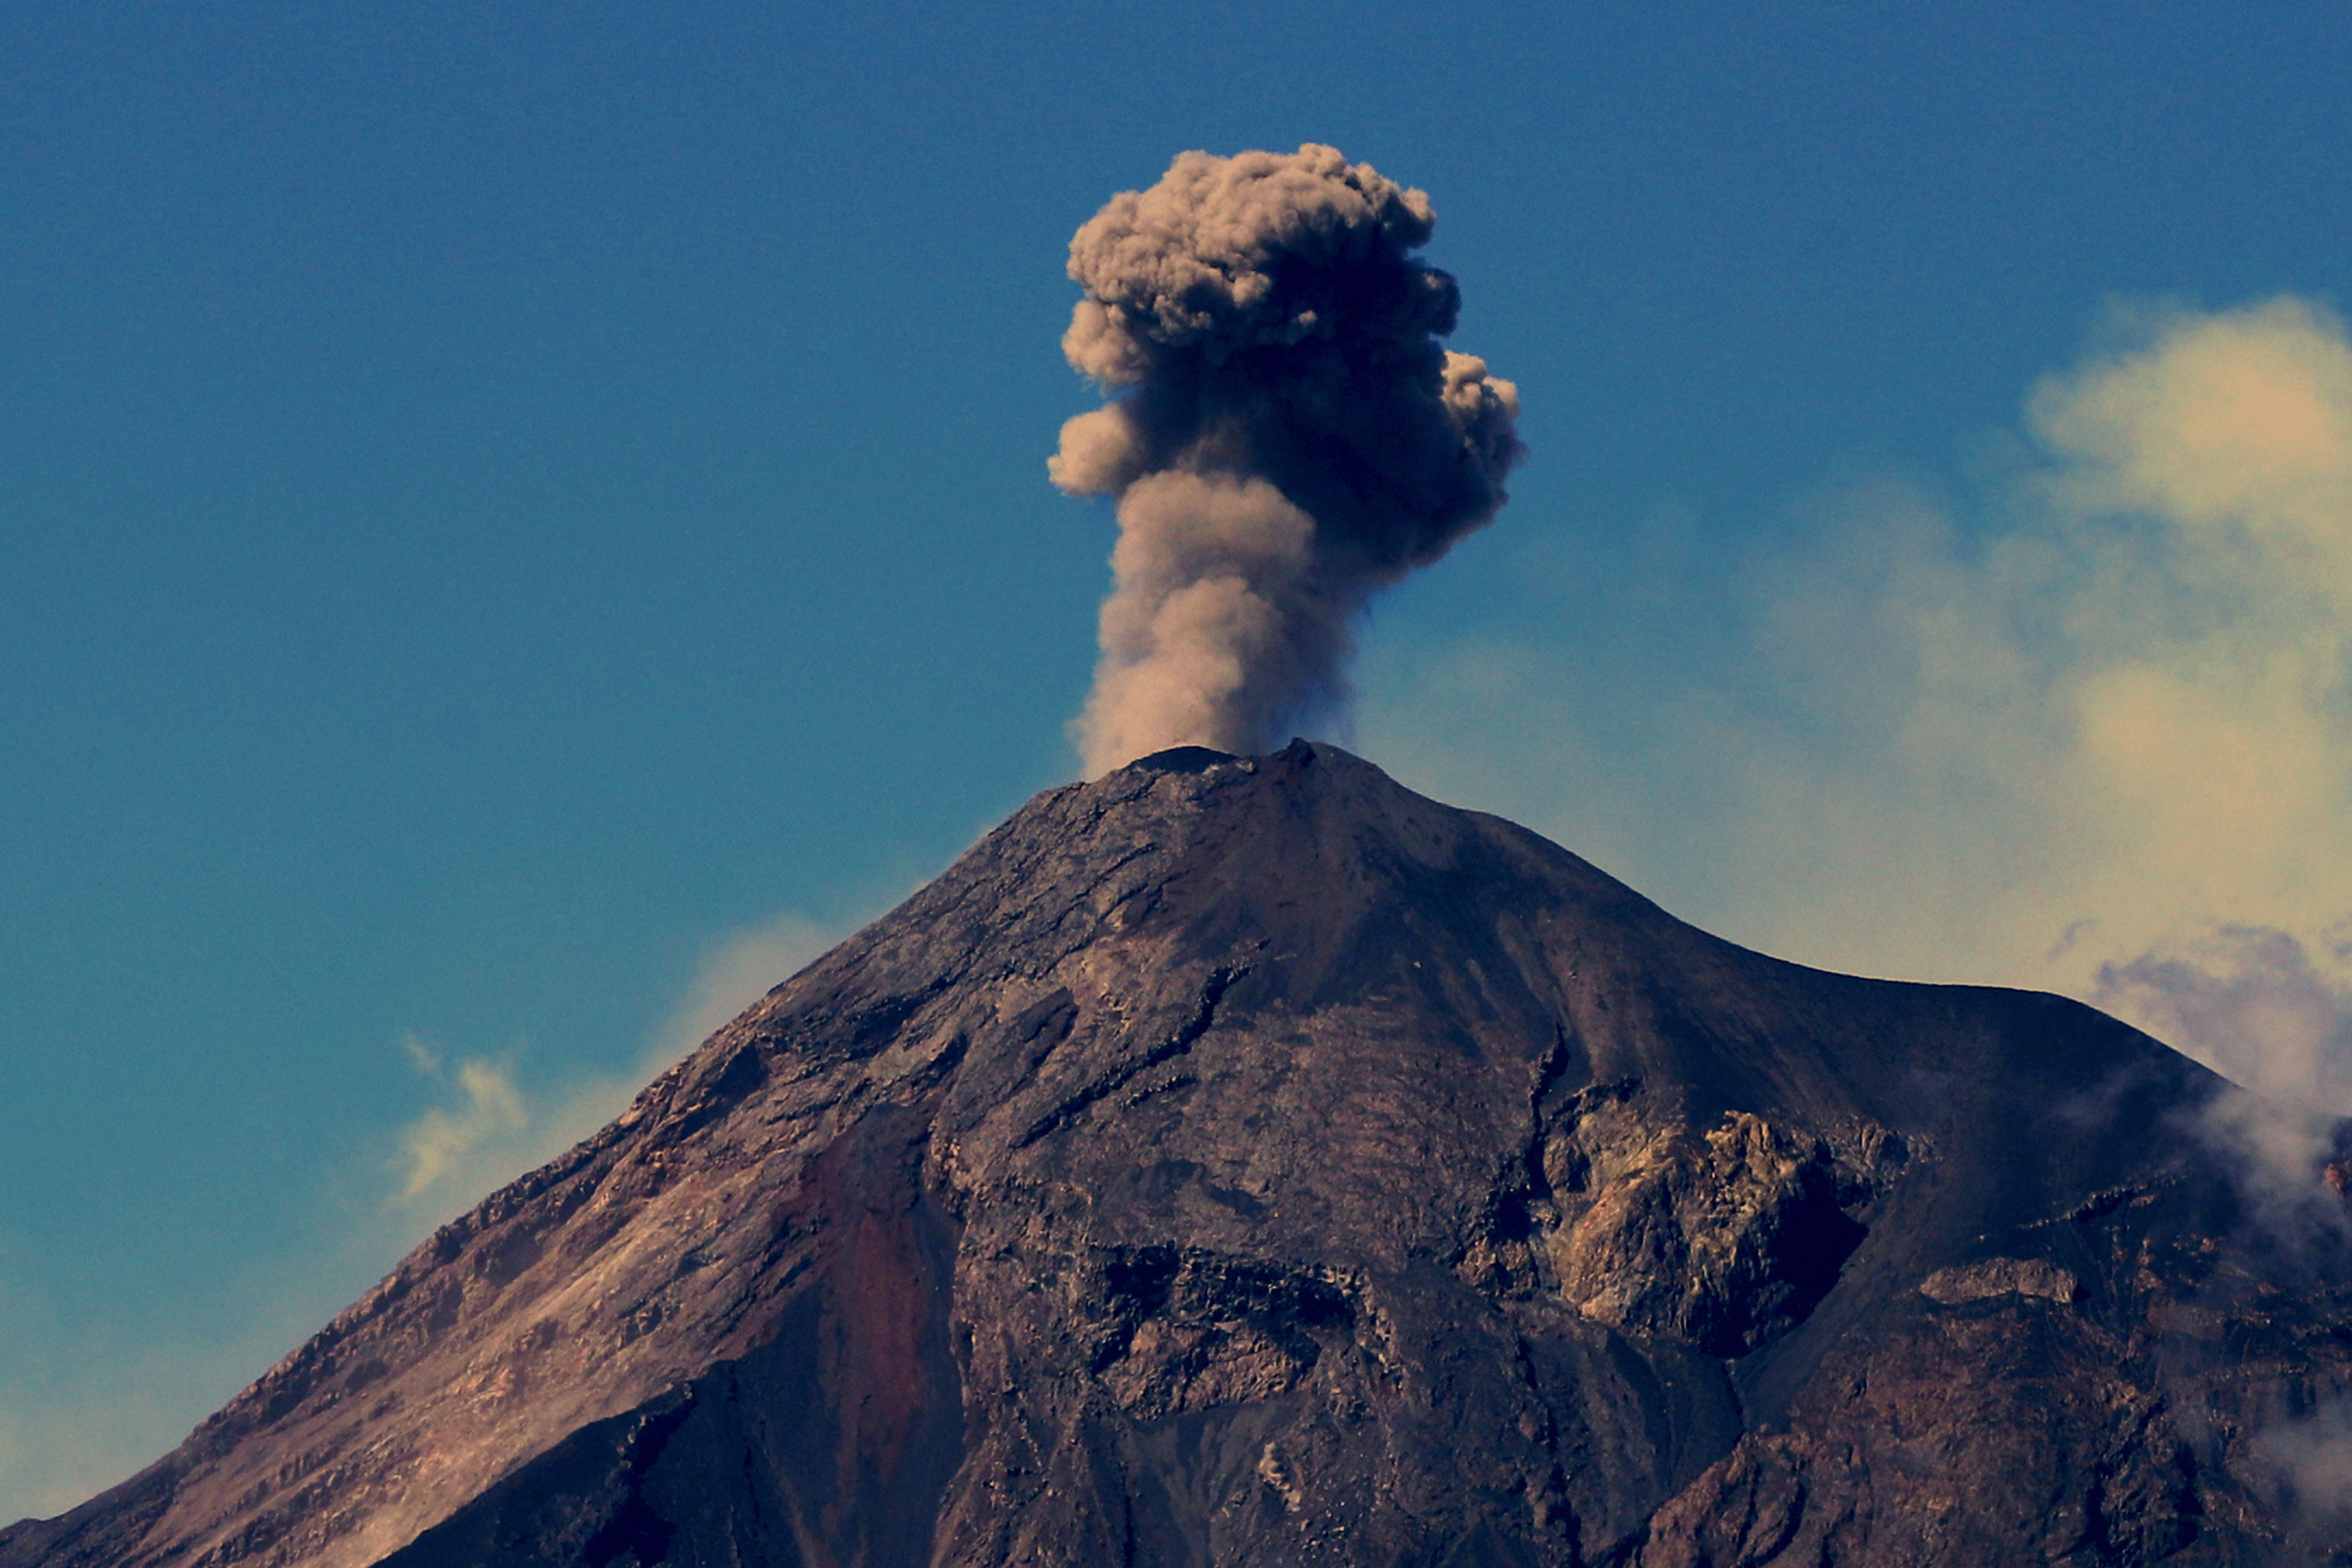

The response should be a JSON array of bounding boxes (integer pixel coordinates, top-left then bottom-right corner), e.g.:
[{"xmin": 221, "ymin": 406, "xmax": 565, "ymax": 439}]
[{"xmin": 11, "ymin": 741, "xmax": 2352, "ymax": 1566}]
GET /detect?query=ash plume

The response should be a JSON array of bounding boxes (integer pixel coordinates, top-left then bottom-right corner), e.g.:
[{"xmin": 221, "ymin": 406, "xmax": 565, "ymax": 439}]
[{"xmin": 1052, "ymin": 144, "xmax": 1523, "ymax": 776}]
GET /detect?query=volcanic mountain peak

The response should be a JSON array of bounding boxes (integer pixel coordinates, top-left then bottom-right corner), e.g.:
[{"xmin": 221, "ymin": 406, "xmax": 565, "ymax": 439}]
[{"xmin": 11, "ymin": 741, "xmax": 2352, "ymax": 1566}]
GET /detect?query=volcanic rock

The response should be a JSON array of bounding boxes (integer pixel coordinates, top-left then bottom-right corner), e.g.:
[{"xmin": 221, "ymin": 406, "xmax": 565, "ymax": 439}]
[{"xmin": 10, "ymin": 741, "xmax": 2352, "ymax": 1565}]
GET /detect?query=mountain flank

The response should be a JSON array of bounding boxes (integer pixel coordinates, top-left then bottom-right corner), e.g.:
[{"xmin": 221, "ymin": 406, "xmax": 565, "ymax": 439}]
[{"xmin": 10, "ymin": 741, "xmax": 2352, "ymax": 1566}]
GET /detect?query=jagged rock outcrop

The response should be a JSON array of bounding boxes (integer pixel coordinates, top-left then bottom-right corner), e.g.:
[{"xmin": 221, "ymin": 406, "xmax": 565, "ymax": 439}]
[{"xmin": 9, "ymin": 741, "xmax": 2352, "ymax": 1565}]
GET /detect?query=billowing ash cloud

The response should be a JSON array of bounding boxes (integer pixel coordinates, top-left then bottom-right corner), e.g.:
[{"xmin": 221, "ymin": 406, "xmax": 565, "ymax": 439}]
[{"xmin": 1051, "ymin": 144, "xmax": 1523, "ymax": 775}]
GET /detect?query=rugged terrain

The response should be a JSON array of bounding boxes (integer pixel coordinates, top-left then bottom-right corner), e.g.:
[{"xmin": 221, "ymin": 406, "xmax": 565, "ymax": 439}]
[{"xmin": 10, "ymin": 741, "xmax": 2352, "ymax": 1565}]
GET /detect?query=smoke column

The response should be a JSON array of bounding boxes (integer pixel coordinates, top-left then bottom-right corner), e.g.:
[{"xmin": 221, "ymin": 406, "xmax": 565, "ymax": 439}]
[{"xmin": 1052, "ymin": 144, "xmax": 1524, "ymax": 775}]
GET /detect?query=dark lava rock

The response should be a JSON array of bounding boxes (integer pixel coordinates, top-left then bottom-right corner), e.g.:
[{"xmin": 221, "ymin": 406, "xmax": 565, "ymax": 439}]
[{"xmin": 12, "ymin": 741, "xmax": 2352, "ymax": 1565}]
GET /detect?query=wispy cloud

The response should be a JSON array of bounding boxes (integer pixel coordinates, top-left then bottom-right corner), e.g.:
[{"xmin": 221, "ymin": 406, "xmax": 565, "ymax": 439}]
[
  {"xmin": 380, "ymin": 910, "xmax": 850, "ymax": 1225},
  {"xmin": 2094, "ymin": 925, "xmax": 2352, "ymax": 1231},
  {"xmin": 2095, "ymin": 926, "xmax": 2352, "ymax": 1114},
  {"xmin": 2257, "ymin": 1397, "xmax": 2352, "ymax": 1528},
  {"xmin": 1368, "ymin": 295, "xmax": 2352, "ymax": 1098},
  {"xmin": 0, "ymin": 907, "xmax": 858, "ymax": 1528},
  {"xmin": 392, "ymin": 1038, "xmax": 529, "ymax": 1201},
  {"xmin": 646, "ymin": 912, "xmax": 845, "ymax": 1075}
]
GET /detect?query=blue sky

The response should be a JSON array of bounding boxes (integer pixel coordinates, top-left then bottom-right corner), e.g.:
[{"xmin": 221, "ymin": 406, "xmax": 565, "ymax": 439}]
[{"xmin": 5, "ymin": 0, "xmax": 2349, "ymax": 1521}]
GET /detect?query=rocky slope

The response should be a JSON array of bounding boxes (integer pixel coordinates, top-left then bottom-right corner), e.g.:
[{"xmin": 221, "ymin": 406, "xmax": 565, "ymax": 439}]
[{"xmin": 9, "ymin": 741, "xmax": 2352, "ymax": 1566}]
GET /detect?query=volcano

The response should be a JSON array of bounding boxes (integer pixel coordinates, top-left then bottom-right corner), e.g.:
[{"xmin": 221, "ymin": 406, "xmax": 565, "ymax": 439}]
[{"xmin": 10, "ymin": 742, "xmax": 2352, "ymax": 1566}]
